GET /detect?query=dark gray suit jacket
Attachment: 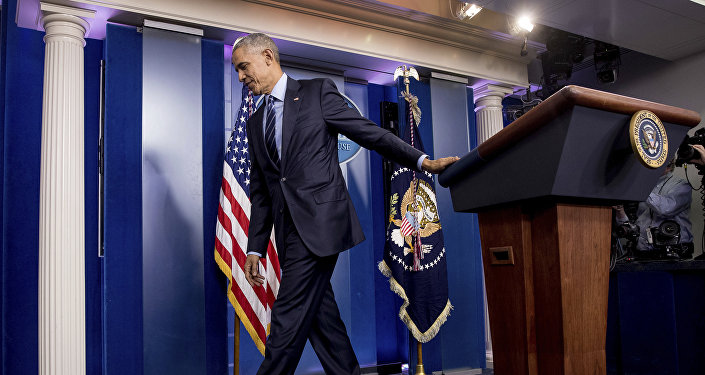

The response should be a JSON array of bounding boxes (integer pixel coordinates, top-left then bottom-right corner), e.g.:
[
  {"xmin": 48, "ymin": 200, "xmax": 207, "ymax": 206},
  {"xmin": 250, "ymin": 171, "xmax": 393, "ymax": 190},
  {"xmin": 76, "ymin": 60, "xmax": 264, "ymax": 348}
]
[{"xmin": 246, "ymin": 77, "xmax": 424, "ymax": 258}]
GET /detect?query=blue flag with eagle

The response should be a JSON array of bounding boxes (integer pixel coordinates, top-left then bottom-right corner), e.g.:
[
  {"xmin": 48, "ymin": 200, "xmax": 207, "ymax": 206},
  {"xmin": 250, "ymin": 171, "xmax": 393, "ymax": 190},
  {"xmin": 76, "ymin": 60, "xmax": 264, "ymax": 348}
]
[{"xmin": 379, "ymin": 85, "xmax": 452, "ymax": 343}]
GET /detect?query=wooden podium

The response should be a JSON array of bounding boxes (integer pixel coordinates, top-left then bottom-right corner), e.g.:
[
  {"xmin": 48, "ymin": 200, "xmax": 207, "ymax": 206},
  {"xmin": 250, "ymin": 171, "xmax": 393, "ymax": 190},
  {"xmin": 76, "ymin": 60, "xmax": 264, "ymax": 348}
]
[{"xmin": 438, "ymin": 86, "xmax": 700, "ymax": 375}]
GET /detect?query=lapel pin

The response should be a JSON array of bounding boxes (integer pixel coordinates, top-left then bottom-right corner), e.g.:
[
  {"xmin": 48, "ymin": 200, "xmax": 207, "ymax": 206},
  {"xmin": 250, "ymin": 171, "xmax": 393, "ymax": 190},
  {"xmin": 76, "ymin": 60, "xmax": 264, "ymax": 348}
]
[{"xmin": 293, "ymin": 97, "xmax": 300, "ymax": 101}]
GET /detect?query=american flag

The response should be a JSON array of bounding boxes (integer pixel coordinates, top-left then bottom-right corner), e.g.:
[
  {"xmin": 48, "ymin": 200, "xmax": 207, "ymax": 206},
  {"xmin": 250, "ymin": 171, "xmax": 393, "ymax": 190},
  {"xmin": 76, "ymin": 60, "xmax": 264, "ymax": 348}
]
[
  {"xmin": 214, "ymin": 85, "xmax": 280, "ymax": 356},
  {"xmin": 400, "ymin": 212, "xmax": 419, "ymax": 237}
]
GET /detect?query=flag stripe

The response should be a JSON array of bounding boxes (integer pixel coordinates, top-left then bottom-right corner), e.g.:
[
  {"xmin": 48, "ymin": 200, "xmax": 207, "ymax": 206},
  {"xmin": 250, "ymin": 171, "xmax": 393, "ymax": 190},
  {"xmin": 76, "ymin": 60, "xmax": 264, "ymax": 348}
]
[
  {"xmin": 221, "ymin": 176, "xmax": 250, "ymax": 236},
  {"xmin": 213, "ymin": 249, "xmax": 267, "ymax": 354},
  {"xmin": 218, "ymin": 185, "xmax": 249, "ymax": 256},
  {"xmin": 231, "ymin": 274, "xmax": 267, "ymax": 340},
  {"xmin": 216, "ymin": 202, "xmax": 269, "ymax": 308},
  {"xmin": 265, "ymin": 239, "xmax": 280, "ymax": 280},
  {"xmin": 215, "ymin": 236, "xmax": 267, "ymax": 316}
]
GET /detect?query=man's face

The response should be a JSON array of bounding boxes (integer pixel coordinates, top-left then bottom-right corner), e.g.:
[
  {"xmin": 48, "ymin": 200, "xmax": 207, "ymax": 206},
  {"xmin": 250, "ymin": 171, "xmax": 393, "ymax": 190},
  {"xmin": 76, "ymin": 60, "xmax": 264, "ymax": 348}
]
[{"xmin": 232, "ymin": 46, "xmax": 272, "ymax": 95}]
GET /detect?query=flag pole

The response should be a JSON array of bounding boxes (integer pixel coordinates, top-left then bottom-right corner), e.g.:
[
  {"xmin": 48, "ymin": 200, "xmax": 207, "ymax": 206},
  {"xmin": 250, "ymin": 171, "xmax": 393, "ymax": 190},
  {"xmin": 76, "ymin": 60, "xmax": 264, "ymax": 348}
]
[
  {"xmin": 415, "ymin": 341, "xmax": 426, "ymax": 375},
  {"xmin": 234, "ymin": 312, "xmax": 240, "ymax": 375},
  {"xmin": 396, "ymin": 64, "xmax": 425, "ymax": 374}
]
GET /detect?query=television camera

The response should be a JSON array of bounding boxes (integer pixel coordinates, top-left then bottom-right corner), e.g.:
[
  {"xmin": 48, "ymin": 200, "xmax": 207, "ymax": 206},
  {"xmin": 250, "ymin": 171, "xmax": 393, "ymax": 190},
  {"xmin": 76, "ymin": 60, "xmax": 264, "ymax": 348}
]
[{"xmin": 675, "ymin": 128, "xmax": 705, "ymax": 170}]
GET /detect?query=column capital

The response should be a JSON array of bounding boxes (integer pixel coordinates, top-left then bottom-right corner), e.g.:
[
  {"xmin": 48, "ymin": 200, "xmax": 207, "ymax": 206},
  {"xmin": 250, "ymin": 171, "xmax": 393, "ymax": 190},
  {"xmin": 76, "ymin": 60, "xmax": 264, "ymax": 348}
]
[
  {"xmin": 473, "ymin": 83, "xmax": 515, "ymax": 102},
  {"xmin": 40, "ymin": 3, "xmax": 95, "ymax": 44},
  {"xmin": 473, "ymin": 84, "xmax": 514, "ymax": 144}
]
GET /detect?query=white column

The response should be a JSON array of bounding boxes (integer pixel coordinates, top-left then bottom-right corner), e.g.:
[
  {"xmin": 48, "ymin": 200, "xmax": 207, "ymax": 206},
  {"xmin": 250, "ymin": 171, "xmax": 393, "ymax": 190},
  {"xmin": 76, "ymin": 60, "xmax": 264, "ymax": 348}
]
[
  {"xmin": 472, "ymin": 83, "xmax": 513, "ymax": 366},
  {"xmin": 39, "ymin": 4, "xmax": 94, "ymax": 375},
  {"xmin": 474, "ymin": 84, "xmax": 514, "ymax": 144}
]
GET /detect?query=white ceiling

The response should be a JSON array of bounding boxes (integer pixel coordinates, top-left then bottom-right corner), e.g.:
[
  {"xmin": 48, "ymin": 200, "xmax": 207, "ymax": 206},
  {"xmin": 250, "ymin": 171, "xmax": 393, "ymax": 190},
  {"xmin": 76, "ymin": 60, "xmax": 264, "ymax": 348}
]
[
  {"xmin": 477, "ymin": 0, "xmax": 705, "ymax": 60},
  {"xmin": 15, "ymin": 0, "xmax": 705, "ymax": 84}
]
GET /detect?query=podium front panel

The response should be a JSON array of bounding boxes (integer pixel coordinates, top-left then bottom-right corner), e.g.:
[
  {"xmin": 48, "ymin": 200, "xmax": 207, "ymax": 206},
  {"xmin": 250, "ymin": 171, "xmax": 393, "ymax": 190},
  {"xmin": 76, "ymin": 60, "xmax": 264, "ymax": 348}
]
[{"xmin": 449, "ymin": 106, "xmax": 691, "ymax": 212}]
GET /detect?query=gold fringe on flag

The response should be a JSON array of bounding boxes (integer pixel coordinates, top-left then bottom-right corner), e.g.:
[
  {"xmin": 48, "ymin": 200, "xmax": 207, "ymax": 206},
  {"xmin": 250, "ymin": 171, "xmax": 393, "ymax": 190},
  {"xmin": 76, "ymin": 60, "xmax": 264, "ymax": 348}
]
[
  {"xmin": 378, "ymin": 260, "xmax": 453, "ymax": 343},
  {"xmin": 213, "ymin": 248, "xmax": 269, "ymax": 355}
]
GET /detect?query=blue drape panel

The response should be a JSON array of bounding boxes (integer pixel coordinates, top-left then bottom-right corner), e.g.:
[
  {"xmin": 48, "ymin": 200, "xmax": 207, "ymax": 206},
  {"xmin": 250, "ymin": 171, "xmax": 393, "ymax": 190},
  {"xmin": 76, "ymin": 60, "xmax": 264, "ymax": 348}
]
[
  {"xmin": 85, "ymin": 37, "xmax": 105, "ymax": 375},
  {"xmin": 141, "ymin": 27, "xmax": 205, "ymax": 375},
  {"xmin": 343, "ymin": 82, "xmax": 378, "ymax": 367},
  {"xmin": 1, "ymin": 1, "xmax": 44, "ymax": 372},
  {"xmin": 202, "ymin": 39, "xmax": 229, "ymax": 375},
  {"xmin": 103, "ymin": 23, "xmax": 143, "ymax": 375},
  {"xmin": 368, "ymin": 83, "xmax": 410, "ymax": 366},
  {"xmin": 430, "ymin": 78, "xmax": 486, "ymax": 371}
]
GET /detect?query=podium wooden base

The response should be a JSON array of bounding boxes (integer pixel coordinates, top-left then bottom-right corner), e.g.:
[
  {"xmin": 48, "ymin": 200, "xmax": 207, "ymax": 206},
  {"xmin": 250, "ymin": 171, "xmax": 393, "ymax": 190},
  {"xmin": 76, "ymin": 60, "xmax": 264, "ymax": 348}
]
[{"xmin": 479, "ymin": 202, "xmax": 611, "ymax": 375}]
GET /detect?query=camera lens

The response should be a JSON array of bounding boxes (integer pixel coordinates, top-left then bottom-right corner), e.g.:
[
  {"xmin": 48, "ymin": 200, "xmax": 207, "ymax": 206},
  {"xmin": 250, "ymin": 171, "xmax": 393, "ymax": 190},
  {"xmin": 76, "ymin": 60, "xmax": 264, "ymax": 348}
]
[{"xmin": 659, "ymin": 220, "xmax": 680, "ymax": 238}]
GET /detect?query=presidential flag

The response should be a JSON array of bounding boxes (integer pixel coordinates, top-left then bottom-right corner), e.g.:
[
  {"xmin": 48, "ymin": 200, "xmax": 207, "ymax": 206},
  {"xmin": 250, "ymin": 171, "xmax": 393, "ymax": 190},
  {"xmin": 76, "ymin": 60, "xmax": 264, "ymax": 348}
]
[
  {"xmin": 379, "ymin": 90, "xmax": 452, "ymax": 343},
  {"xmin": 214, "ymin": 85, "xmax": 281, "ymax": 355}
]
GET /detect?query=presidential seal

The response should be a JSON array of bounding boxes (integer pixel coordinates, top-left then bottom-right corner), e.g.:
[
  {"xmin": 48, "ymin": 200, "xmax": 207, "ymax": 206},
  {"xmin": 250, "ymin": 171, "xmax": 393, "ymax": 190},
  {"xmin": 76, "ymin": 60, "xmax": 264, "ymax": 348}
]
[{"xmin": 629, "ymin": 110, "xmax": 668, "ymax": 169}]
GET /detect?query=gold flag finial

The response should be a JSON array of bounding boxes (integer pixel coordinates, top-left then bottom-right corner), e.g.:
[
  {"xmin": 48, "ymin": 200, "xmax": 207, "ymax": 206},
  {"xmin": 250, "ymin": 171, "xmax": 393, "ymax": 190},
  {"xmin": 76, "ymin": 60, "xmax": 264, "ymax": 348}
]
[
  {"xmin": 394, "ymin": 65, "xmax": 419, "ymax": 95},
  {"xmin": 394, "ymin": 65, "xmax": 422, "ymax": 125}
]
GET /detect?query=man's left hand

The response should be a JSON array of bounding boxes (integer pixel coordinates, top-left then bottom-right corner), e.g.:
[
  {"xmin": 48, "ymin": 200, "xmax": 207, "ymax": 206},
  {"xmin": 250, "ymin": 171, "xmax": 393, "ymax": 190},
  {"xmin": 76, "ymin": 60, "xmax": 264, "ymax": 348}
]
[
  {"xmin": 422, "ymin": 156, "xmax": 460, "ymax": 174},
  {"xmin": 244, "ymin": 254, "xmax": 265, "ymax": 287}
]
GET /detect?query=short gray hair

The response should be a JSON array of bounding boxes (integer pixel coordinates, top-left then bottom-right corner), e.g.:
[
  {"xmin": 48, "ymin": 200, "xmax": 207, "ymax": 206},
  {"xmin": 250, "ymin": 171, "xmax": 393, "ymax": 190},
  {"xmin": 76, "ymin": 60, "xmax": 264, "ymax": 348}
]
[{"xmin": 233, "ymin": 33, "xmax": 280, "ymax": 63}]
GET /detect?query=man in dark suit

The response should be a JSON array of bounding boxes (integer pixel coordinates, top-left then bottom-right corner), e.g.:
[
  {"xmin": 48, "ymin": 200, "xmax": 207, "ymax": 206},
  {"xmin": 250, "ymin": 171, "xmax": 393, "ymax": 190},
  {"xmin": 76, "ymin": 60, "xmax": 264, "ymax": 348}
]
[{"xmin": 232, "ymin": 33, "xmax": 457, "ymax": 374}]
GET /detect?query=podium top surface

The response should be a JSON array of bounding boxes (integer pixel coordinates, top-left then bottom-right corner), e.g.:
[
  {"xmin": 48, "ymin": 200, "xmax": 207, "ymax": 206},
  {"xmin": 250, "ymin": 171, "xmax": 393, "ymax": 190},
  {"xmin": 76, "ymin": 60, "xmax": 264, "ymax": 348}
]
[{"xmin": 439, "ymin": 85, "xmax": 701, "ymax": 188}]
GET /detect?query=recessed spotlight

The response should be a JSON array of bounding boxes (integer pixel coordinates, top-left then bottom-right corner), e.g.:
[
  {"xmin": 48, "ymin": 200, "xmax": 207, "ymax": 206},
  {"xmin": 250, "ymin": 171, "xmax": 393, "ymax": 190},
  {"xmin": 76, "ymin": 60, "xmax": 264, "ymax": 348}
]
[
  {"xmin": 457, "ymin": 3, "xmax": 482, "ymax": 20},
  {"xmin": 464, "ymin": 4, "xmax": 482, "ymax": 18}
]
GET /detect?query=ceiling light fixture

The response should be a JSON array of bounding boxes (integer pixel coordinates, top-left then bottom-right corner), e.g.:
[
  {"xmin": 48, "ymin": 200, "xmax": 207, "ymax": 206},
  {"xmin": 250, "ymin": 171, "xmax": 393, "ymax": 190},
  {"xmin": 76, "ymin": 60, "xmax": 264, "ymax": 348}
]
[
  {"xmin": 517, "ymin": 15, "xmax": 535, "ymax": 33},
  {"xmin": 515, "ymin": 15, "xmax": 535, "ymax": 56},
  {"xmin": 457, "ymin": 3, "xmax": 482, "ymax": 20}
]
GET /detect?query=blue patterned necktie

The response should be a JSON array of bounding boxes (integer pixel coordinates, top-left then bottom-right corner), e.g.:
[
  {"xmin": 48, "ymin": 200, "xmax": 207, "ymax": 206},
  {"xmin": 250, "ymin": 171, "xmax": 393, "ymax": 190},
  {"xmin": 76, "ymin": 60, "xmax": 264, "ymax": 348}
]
[{"xmin": 264, "ymin": 95, "xmax": 280, "ymax": 167}]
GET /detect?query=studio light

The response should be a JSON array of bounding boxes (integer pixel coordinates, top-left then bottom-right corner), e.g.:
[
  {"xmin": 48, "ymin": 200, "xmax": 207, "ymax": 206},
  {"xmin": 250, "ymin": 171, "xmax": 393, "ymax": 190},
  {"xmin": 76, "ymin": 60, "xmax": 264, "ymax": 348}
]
[
  {"xmin": 457, "ymin": 3, "xmax": 482, "ymax": 20},
  {"xmin": 538, "ymin": 30, "xmax": 577, "ymax": 98},
  {"xmin": 517, "ymin": 16, "xmax": 535, "ymax": 33},
  {"xmin": 514, "ymin": 14, "xmax": 535, "ymax": 56}
]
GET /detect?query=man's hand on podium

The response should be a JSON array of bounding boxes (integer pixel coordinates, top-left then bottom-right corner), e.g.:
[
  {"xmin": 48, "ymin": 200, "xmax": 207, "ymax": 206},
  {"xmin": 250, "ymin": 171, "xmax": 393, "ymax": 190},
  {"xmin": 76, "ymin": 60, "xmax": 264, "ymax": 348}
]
[{"xmin": 422, "ymin": 156, "xmax": 460, "ymax": 174}]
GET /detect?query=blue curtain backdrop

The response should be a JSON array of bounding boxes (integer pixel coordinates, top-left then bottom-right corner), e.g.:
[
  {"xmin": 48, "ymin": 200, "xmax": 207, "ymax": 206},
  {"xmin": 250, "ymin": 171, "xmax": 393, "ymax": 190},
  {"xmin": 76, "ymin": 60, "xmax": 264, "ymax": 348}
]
[
  {"xmin": 202, "ymin": 38, "xmax": 229, "ymax": 375},
  {"xmin": 1, "ymin": 2, "xmax": 44, "ymax": 372},
  {"xmin": 2, "ymin": 10, "xmax": 486, "ymax": 372},
  {"xmin": 432, "ymin": 78, "xmax": 486, "ymax": 371},
  {"xmin": 103, "ymin": 24, "xmax": 228, "ymax": 375},
  {"xmin": 141, "ymin": 26, "xmax": 207, "ymax": 375},
  {"xmin": 369, "ymin": 83, "xmax": 411, "ymax": 366},
  {"xmin": 103, "ymin": 23, "xmax": 144, "ymax": 375},
  {"xmin": 343, "ymin": 81, "xmax": 379, "ymax": 367},
  {"xmin": 84, "ymin": 37, "xmax": 105, "ymax": 375}
]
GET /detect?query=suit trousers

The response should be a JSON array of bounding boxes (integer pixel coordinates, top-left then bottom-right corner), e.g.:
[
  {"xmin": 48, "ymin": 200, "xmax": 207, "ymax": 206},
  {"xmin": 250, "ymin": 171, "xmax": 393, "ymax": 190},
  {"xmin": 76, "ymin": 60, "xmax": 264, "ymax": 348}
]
[{"xmin": 257, "ymin": 208, "xmax": 360, "ymax": 375}]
